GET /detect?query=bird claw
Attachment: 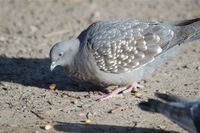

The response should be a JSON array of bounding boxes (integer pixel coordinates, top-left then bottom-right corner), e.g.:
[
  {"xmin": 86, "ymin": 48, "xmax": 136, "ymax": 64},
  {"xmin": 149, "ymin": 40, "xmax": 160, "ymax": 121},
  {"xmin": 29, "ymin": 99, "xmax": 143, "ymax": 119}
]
[
  {"xmin": 96, "ymin": 83, "xmax": 143, "ymax": 101},
  {"xmin": 97, "ymin": 92, "xmax": 123, "ymax": 101}
]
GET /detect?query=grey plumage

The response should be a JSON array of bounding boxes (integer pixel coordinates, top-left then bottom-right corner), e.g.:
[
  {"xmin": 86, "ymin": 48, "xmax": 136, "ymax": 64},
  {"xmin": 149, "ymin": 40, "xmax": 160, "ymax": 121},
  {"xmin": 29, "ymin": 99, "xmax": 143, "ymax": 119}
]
[
  {"xmin": 50, "ymin": 18, "xmax": 200, "ymax": 86},
  {"xmin": 138, "ymin": 93, "xmax": 200, "ymax": 133}
]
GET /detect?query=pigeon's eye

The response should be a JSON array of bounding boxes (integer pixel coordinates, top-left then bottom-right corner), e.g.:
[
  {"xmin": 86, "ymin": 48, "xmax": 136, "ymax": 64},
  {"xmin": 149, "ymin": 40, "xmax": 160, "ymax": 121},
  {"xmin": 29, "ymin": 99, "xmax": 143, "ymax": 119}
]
[{"xmin": 58, "ymin": 52, "xmax": 63, "ymax": 57}]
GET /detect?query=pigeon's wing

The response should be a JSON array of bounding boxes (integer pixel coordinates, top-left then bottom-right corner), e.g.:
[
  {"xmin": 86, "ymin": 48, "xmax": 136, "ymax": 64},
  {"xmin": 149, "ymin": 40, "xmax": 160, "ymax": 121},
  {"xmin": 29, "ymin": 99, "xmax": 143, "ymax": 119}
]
[
  {"xmin": 138, "ymin": 99, "xmax": 197, "ymax": 133},
  {"xmin": 87, "ymin": 20, "xmax": 175, "ymax": 73}
]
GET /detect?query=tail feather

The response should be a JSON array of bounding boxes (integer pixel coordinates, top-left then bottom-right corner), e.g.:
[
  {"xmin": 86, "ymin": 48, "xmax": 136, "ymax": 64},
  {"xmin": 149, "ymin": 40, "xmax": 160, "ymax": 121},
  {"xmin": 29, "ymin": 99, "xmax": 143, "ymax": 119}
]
[
  {"xmin": 173, "ymin": 18, "xmax": 200, "ymax": 26},
  {"xmin": 191, "ymin": 104, "xmax": 200, "ymax": 133},
  {"xmin": 138, "ymin": 99, "xmax": 167, "ymax": 113},
  {"xmin": 138, "ymin": 101, "xmax": 155, "ymax": 112},
  {"xmin": 188, "ymin": 30, "xmax": 200, "ymax": 41},
  {"xmin": 175, "ymin": 17, "xmax": 200, "ymax": 42},
  {"xmin": 138, "ymin": 98, "xmax": 190, "ymax": 121},
  {"xmin": 155, "ymin": 92, "xmax": 188, "ymax": 103}
]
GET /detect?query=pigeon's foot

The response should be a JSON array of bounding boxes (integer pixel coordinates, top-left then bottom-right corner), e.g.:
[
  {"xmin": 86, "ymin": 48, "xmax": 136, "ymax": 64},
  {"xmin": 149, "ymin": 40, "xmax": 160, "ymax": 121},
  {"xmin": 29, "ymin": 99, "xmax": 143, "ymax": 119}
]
[{"xmin": 97, "ymin": 83, "xmax": 143, "ymax": 101}]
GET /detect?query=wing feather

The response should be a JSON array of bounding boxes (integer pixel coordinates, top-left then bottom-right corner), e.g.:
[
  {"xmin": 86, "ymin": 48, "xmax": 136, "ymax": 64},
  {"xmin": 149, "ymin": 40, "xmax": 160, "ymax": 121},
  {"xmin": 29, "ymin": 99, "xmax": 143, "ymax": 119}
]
[{"xmin": 87, "ymin": 20, "xmax": 174, "ymax": 73}]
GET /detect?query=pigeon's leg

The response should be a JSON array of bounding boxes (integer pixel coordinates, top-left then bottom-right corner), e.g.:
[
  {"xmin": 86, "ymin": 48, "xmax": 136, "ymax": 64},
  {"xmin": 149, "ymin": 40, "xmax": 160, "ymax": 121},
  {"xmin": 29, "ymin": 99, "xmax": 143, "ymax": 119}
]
[
  {"xmin": 98, "ymin": 83, "xmax": 143, "ymax": 101},
  {"xmin": 122, "ymin": 83, "xmax": 144, "ymax": 93},
  {"xmin": 97, "ymin": 86, "xmax": 126, "ymax": 101}
]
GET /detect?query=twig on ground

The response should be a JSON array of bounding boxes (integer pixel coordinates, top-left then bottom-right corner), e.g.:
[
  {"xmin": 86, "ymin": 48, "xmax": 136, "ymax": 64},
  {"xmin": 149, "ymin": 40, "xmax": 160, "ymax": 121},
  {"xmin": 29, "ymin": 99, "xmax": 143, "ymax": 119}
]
[
  {"xmin": 43, "ymin": 29, "xmax": 69, "ymax": 38},
  {"xmin": 30, "ymin": 110, "xmax": 45, "ymax": 120}
]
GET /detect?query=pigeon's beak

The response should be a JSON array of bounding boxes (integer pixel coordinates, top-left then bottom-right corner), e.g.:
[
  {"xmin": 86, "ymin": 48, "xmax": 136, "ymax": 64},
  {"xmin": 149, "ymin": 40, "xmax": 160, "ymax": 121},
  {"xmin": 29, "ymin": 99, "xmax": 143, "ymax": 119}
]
[{"xmin": 50, "ymin": 62, "xmax": 57, "ymax": 71}]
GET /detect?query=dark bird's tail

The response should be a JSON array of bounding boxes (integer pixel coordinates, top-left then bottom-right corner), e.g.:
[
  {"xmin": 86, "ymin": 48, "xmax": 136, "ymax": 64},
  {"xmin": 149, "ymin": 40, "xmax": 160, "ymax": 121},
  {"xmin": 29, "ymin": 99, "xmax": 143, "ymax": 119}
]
[
  {"xmin": 138, "ymin": 93, "xmax": 198, "ymax": 133},
  {"xmin": 138, "ymin": 92, "xmax": 188, "ymax": 113},
  {"xmin": 138, "ymin": 99, "xmax": 171, "ymax": 113},
  {"xmin": 192, "ymin": 103, "xmax": 200, "ymax": 133},
  {"xmin": 154, "ymin": 92, "xmax": 188, "ymax": 103}
]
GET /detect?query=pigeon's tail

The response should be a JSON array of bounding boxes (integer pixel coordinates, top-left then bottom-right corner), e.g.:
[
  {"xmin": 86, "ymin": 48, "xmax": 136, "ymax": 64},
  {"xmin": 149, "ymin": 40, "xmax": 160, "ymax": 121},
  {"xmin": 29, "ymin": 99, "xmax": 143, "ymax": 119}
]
[
  {"xmin": 138, "ymin": 98, "xmax": 189, "ymax": 119},
  {"xmin": 138, "ymin": 93, "xmax": 183, "ymax": 113},
  {"xmin": 185, "ymin": 18, "xmax": 200, "ymax": 42},
  {"xmin": 138, "ymin": 99, "xmax": 170, "ymax": 113},
  {"xmin": 155, "ymin": 92, "xmax": 188, "ymax": 103},
  {"xmin": 139, "ymin": 99, "xmax": 198, "ymax": 133},
  {"xmin": 175, "ymin": 18, "xmax": 200, "ymax": 42},
  {"xmin": 192, "ymin": 103, "xmax": 200, "ymax": 133},
  {"xmin": 188, "ymin": 29, "xmax": 200, "ymax": 41}
]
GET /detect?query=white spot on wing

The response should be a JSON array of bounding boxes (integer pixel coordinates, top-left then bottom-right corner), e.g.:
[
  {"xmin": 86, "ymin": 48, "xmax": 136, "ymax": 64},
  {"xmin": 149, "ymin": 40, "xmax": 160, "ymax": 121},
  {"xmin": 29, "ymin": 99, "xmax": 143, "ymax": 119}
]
[{"xmin": 156, "ymin": 47, "xmax": 162, "ymax": 54}]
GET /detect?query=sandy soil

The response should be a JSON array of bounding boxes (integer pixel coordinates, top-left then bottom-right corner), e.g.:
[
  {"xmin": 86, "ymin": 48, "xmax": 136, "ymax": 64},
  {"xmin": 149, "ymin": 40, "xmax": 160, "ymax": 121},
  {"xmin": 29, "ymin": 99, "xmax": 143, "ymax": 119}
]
[{"xmin": 0, "ymin": 0, "xmax": 200, "ymax": 132}]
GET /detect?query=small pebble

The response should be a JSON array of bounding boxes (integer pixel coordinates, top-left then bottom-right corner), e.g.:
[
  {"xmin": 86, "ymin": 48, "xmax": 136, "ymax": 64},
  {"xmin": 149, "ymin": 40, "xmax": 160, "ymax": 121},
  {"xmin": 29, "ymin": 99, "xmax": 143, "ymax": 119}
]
[
  {"xmin": 30, "ymin": 25, "xmax": 38, "ymax": 32},
  {"xmin": 157, "ymin": 125, "xmax": 166, "ymax": 129},
  {"xmin": 44, "ymin": 123, "xmax": 52, "ymax": 130},
  {"xmin": 196, "ymin": 66, "xmax": 200, "ymax": 70},
  {"xmin": 132, "ymin": 92, "xmax": 141, "ymax": 98},
  {"xmin": 0, "ymin": 36, "xmax": 6, "ymax": 42},
  {"xmin": 70, "ymin": 100, "xmax": 78, "ymax": 104},
  {"xmin": 182, "ymin": 65, "xmax": 189, "ymax": 69}
]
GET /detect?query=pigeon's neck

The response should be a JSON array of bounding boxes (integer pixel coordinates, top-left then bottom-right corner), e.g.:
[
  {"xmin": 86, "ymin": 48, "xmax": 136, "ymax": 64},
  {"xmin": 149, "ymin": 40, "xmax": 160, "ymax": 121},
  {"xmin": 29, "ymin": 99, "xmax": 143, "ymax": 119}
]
[
  {"xmin": 62, "ymin": 38, "xmax": 80, "ymax": 70},
  {"xmin": 66, "ymin": 40, "xmax": 94, "ymax": 81},
  {"xmin": 63, "ymin": 39, "xmax": 80, "ymax": 67}
]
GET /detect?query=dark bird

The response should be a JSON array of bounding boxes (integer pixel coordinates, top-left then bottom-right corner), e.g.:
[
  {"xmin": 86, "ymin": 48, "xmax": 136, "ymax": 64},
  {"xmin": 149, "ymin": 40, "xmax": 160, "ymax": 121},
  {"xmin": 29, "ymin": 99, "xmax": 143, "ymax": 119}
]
[{"xmin": 138, "ymin": 92, "xmax": 200, "ymax": 133}]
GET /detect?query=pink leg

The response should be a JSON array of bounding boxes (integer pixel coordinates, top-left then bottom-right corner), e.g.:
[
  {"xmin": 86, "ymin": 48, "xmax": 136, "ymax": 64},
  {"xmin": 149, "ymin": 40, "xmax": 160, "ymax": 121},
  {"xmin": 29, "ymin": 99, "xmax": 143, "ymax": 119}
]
[
  {"xmin": 122, "ymin": 83, "xmax": 144, "ymax": 93},
  {"xmin": 97, "ymin": 83, "xmax": 143, "ymax": 101}
]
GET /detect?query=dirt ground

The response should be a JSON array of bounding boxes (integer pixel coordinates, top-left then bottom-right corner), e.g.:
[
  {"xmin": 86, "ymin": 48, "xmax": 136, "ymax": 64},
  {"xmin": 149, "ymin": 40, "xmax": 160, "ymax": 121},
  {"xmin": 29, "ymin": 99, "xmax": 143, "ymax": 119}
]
[{"xmin": 0, "ymin": 0, "xmax": 200, "ymax": 133}]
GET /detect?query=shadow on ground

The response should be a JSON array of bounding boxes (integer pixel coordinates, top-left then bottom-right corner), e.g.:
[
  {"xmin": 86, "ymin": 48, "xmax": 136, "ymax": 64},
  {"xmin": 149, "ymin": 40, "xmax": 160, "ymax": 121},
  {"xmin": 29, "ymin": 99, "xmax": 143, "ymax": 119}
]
[
  {"xmin": 53, "ymin": 122, "xmax": 179, "ymax": 133},
  {"xmin": 0, "ymin": 57, "xmax": 102, "ymax": 92}
]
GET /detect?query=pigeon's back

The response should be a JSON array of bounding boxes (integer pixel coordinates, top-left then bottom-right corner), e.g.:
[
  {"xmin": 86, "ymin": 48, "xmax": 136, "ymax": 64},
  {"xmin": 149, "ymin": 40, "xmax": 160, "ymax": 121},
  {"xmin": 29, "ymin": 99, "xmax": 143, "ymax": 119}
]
[{"xmin": 83, "ymin": 20, "xmax": 176, "ymax": 73}]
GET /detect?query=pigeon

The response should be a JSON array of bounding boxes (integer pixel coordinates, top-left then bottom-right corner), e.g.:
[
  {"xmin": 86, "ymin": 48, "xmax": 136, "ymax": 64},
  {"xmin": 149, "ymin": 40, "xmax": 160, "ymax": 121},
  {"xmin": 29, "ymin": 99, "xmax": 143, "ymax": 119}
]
[
  {"xmin": 138, "ymin": 93, "xmax": 200, "ymax": 133},
  {"xmin": 50, "ymin": 18, "xmax": 200, "ymax": 100}
]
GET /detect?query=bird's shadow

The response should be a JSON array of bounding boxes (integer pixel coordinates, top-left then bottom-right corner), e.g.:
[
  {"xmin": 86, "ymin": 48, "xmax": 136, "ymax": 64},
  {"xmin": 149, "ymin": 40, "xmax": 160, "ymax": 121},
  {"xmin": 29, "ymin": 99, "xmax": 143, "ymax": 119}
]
[
  {"xmin": 0, "ymin": 56, "xmax": 102, "ymax": 92},
  {"xmin": 53, "ymin": 121, "xmax": 179, "ymax": 133}
]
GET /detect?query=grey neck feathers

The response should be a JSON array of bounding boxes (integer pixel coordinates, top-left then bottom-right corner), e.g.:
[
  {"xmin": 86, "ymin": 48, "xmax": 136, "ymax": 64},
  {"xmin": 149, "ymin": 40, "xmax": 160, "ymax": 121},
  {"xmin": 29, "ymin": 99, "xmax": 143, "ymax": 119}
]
[
  {"xmin": 68, "ymin": 40, "xmax": 95, "ymax": 81},
  {"xmin": 63, "ymin": 39, "xmax": 80, "ymax": 66}
]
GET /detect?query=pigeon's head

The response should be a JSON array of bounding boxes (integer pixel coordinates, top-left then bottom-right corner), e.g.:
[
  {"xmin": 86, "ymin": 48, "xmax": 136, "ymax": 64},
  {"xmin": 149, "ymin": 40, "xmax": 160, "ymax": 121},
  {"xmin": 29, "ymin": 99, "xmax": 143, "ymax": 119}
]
[{"xmin": 49, "ymin": 39, "xmax": 80, "ymax": 71}]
